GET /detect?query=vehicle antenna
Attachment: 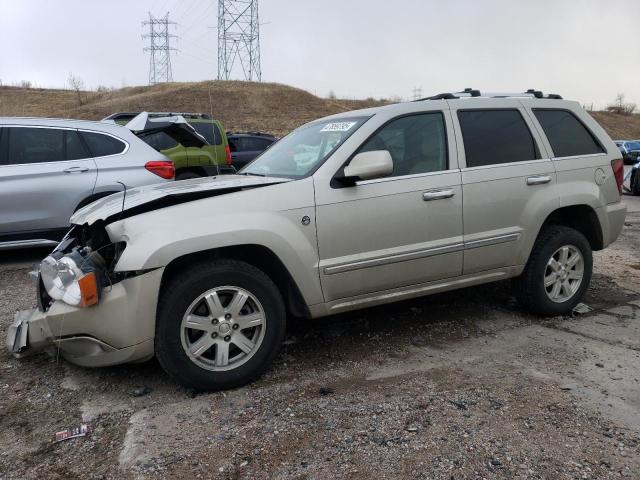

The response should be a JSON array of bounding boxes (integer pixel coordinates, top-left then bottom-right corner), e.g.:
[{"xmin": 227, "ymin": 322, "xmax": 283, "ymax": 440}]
[{"xmin": 116, "ymin": 181, "xmax": 127, "ymax": 220}]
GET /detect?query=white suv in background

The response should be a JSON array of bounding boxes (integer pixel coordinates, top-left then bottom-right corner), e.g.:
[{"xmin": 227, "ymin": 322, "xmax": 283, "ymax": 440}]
[
  {"xmin": 8, "ymin": 89, "xmax": 627, "ymax": 392},
  {"xmin": 0, "ymin": 118, "xmax": 175, "ymax": 250}
]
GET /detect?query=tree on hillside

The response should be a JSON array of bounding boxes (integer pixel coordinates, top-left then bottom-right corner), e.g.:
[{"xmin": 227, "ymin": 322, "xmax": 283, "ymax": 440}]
[
  {"xmin": 67, "ymin": 72, "xmax": 85, "ymax": 106},
  {"xmin": 607, "ymin": 93, "xmax": 636, "ymax": 115}
]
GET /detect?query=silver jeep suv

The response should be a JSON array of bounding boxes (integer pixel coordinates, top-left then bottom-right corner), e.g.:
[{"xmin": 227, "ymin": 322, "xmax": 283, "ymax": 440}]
[
  {"xmin": 7, "ymin": 89, "xmax": 627, "ymax": 391},
  {"xmin": 0, "ymin": 117, "xmax": 175, "ymax": 250}
]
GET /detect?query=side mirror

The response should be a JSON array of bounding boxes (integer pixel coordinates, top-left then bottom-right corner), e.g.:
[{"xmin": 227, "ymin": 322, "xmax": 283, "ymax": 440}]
[{"xmin": 339, "ymin": 150, "xmax": 393, "ymax": 184}]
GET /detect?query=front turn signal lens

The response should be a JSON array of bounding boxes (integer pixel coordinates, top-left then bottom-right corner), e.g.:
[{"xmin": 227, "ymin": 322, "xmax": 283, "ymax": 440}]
[{"xmin": 78, "ymin": 272, "xmax": 99, "ymax": 307}]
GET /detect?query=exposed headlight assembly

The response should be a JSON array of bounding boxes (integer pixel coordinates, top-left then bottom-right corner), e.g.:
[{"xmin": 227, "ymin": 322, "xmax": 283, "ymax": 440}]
[{"xmin": 40, "ymin": 248, "xmax": 107, "ymax": 308}]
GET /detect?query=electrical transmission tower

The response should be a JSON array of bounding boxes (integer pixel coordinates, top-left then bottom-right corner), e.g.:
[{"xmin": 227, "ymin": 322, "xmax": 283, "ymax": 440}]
[
  {"xmin": 142, "ymin": 12, "xmax": 178, "ymax": 85},
  {"xmin": 217, "ymin": 0, "xmax": 261, "ymax": 81}
]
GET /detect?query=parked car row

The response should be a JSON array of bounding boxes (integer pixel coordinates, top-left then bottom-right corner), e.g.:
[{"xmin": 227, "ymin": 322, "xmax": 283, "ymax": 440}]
[
  {"xmin": 6, "ymin": 90, "xmax": 627, "ymax": 391},
  {"xmin": 614, "ymin": 140, "xmax": 640, "ymax": 164},
  {"xmin": 0, "ymin": 113, "xmax": 277, "ymax": 249}
]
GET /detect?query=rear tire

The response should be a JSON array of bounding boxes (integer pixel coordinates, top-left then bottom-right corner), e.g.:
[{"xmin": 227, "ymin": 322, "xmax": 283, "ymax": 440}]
[
  {"xmin": 514, "ymin": 226, "xmax": 592, "ymax": 316},
  {"xmin": 632, "ymin": 171, "xmax": 640, "ymax": 196},
  {"xmin": 155, "ymin": 260, "xmax": 286, "ymax": 391}
]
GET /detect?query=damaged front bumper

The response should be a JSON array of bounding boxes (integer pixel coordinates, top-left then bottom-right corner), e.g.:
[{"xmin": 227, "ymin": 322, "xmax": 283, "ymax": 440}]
[{"xmin": 6, "ymin": 267, "xmax": 164, "ymax": 367}]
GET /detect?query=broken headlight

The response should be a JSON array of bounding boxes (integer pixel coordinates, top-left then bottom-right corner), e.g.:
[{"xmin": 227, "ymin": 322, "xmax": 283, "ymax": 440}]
[{"xmin": 40, "ymin": 248, "xmax": 108, "ymax": 308}]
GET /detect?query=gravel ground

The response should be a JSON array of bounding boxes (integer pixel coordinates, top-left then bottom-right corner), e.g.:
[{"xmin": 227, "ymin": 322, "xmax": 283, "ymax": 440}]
[{"xmin": 1, "ymin": 210, "xmax": 640, "ymax": 479}]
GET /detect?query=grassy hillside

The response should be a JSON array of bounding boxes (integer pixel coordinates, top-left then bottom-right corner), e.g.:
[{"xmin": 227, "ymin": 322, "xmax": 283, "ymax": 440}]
[
  {"xmin": 0, "ymin": 81, "xmax": 384, "ymax": 136},
  {"xmin": 588, "ymin": 111, "xmax": 640, "ymax": 140},
  {"xmin": 1, "ymin": 81, "xmax": 639, "ymax": 139}
]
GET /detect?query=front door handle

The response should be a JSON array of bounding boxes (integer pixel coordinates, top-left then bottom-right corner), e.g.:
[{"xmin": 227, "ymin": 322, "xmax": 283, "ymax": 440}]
[
  {"xmin": 526, "ymin": 175, "xmax": 551, "ymax": 186},
  {"xmin": 423, "ymin": 189, "xmax": 455, "ymax": 201},
  {"xmin": 63, "ymin": 166, "xmax": 89, "ymax": 174}
]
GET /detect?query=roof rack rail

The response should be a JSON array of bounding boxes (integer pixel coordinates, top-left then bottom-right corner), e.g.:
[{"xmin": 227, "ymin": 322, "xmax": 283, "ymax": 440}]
[
  {"xmin": 413, "ymin": 93, "xmax": 458, "ymax": 101},
  {"xmin": 414, "ymin": 89, "xmax": 563, "ymax": 102}
]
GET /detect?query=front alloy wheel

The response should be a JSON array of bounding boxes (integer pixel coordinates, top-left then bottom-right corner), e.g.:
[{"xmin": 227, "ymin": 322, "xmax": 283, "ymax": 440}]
[
  {"xmin": 181, "ymin": 286, "xmax": 266, "ymax": 371},
  {"xmin": 156, "ymin": 259, "xmax": 286, "ymax": 391}
]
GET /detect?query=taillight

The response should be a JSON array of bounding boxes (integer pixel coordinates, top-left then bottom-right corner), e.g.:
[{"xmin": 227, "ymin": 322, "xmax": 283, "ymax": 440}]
[
  {"xmin": 225, "ymin": 144, "xmax": 232, "ymax": 165},
  {"xmin": 145, "ymin": 160, "xmax": 175, "ymax": 180},
  {"xmin": 611, "ymin": 158, "xmax": 624, "ymax": 194}
]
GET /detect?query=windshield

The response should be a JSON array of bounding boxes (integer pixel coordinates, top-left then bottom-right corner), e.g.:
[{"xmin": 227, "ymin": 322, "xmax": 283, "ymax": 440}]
[
  {"xmin": 626, "ymin": 141, "xmax": 640, "ymax": 151},
  {"xmin": 241, "ymin": 116, "xmax": 370, "ymax": 178}
]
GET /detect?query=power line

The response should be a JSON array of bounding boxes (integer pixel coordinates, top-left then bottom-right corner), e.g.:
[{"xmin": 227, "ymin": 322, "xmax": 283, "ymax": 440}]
[
  {"xmin": 217, "ymin": 0, "xmax": 261, "ymax": 81},
  {"xmin": 142, "ymin": 11, "xmax": 179, "ymax": 84}
]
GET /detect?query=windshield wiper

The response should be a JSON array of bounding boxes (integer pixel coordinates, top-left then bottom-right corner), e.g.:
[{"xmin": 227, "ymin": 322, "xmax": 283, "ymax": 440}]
[{"xmin": 238, "ymin": 172, "xmax": 267, "ymax": 177}]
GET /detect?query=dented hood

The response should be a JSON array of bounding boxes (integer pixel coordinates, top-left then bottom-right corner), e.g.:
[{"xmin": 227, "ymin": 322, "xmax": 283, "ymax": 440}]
[{"xmin": 71, "ymin": 175, "xmax": 291, "ymax": 226}]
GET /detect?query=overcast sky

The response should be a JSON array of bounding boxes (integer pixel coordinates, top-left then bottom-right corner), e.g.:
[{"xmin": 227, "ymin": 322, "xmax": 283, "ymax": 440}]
[{"xmin": 0, "ymin": 0, "xmax": 638, "ymax": 108}]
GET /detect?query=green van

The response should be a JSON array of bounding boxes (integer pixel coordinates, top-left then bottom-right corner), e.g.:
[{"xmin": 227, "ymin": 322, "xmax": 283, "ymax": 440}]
[{"xmin": 103, "ymin": 112, "xmax": 232, "ymax": 179}]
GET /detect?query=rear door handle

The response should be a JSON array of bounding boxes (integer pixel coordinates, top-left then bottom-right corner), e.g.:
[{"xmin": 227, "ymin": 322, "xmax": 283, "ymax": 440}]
[
  {"xmin": 526, "ymin": 175, "xmax": 551, "ymax": 186},
  {"xmin": 63, "ymin": 166, "xmax": 89, "ymax": 173},
  {"xmin": 423, "ymin": 189, "xmax": 455, "ymax": 201}
]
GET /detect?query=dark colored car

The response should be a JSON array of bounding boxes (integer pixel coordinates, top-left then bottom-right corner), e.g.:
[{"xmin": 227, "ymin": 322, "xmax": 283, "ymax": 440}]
[
  {"xmin": 614, "ymin": 140, "xmax": 640, "ymax": 165},
  {"xmin": 627, "ymin": 161, "xmax": 640, "ymax": 195},
  {"xmin": 226, "ymin": 132, "xmax": 277, "ymax": 170}
]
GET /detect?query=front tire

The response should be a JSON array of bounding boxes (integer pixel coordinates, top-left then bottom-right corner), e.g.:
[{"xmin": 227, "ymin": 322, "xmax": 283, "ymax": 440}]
[
  {"xmin": 156, "ymin": 260, "xmax": 286, "ymax": 391},
  {"xmin": 514, "ymin": 226, "xmax": 593, "ymax": 316}
]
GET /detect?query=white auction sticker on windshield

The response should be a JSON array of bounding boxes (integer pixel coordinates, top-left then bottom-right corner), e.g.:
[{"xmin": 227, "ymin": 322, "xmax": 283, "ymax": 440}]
[{"xmin": 320, "ymin": 122, "xmax": 357, "ymax": 132}]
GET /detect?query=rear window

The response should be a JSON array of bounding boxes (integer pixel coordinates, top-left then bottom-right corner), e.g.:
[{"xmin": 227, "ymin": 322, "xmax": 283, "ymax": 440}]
[
  {"xmin": 193, "ymin": 123, "xmax": 222, "ymax": 145},
  {"xmin": 81, "ymin": 131, "xmax": 127, "ymax": 157},
  {"xmin": 458, "ymin": 109, "xmax": 539, "ymax": 167},
  {"xmin": 533, "ymin": 109, "xmax": 604, "ymax": 158},
  {"xmin": 138, "ymin": 131, "xmax": 179, "ymax": 151}
]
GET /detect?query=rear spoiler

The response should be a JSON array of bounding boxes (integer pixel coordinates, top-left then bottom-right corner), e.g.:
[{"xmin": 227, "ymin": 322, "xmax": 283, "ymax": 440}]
[{"xmin": 125, "ymin": 112, "xmax": 209, "ymax": 148}]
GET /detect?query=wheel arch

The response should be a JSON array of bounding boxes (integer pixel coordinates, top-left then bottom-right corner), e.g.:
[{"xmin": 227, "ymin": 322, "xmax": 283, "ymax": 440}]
[
  {"xmin": 539, "ymin": 204, "xmax": 603, "ymax": 251},
  {"xmin": 159, "ymin": 244, "xmax": 311, "ymax": 319},
  {"xmin": 75, "ymin": 191, "xmax": 121, "ymax": 212}
]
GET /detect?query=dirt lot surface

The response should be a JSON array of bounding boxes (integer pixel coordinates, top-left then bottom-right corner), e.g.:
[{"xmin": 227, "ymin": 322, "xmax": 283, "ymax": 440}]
[{"xmin": 1, "ymin": 206, "xmax": 640, "ymax": 479}]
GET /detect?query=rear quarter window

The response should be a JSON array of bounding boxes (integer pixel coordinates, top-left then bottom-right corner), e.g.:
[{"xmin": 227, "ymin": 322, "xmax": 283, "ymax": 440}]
[
  {"xmin": 81, "ymin": 131, "xmax": 127, "ymax": 157},
  {"xmin": 138, "ymin": 131, "xmax": 179, "ymax": 151},
  {"xmin": 192, "ymin": 123, "xmax": 222, "ymax": 145},
  {"xmin": 533, "ymin": 109, "xmax": 604, "ymax": 158}
]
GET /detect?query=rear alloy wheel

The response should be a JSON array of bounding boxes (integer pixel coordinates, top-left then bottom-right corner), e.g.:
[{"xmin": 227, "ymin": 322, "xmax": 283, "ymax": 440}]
[
  {"xmin": 514, "ymin": 226, "xmax": 592, "ymax": 316},
  {"xmin": 543, "ymin": 245, "xmax": 584, "ymax": 303},
  {"xmin": 156, "ymin": 260, "xmax": 286, "ymax": 391}
]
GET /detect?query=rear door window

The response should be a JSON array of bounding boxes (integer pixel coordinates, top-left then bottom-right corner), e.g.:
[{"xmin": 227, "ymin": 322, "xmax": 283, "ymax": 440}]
[
  {"xmin": 7, "ymin": 127, "xmax": 65, "ymax": 164},
  {"xmin": 458, "ymin": 109, "xmax": 540, "ymax": 168},
  {"xmin": 533, "ymin": 109, "xmax": 604, "ymax": 158},
  {"xmin": 81, "ymin": 131, "xmax": 127, "ymax": 157}
]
